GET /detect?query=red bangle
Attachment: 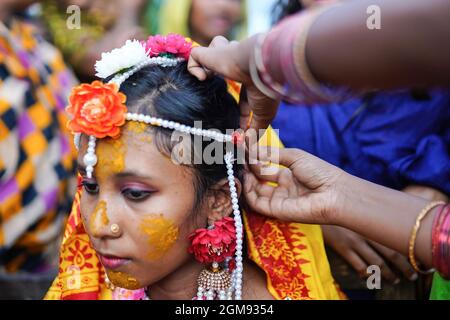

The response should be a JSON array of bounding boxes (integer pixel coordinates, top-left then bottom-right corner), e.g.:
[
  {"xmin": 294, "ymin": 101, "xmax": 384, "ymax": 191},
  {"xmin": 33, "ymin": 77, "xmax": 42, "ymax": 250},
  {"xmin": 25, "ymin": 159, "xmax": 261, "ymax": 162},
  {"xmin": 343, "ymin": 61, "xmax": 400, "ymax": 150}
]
[
  {"xmin": 253, "ymin": 1, "xmax": 353, "ymax": 105},
  {"xmin": 432, "ymin": 204, "xmax": 450, "ymax": 279}
]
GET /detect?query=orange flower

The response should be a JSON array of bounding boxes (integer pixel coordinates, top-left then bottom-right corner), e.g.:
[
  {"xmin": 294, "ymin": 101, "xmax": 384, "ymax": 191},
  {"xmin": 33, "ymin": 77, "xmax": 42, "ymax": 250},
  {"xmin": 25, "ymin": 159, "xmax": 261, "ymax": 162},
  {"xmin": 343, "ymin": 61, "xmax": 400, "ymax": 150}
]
[{"xmin": 66, "ymin": 81, "xmax": 127, "ymax": 139}]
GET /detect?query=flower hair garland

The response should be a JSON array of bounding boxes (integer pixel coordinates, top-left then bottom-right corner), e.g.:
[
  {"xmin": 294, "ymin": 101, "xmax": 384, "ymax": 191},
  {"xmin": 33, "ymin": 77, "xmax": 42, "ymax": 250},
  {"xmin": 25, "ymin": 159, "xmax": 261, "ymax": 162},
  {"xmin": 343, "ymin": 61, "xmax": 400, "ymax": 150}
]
[{"xmin": 66, "ymin": 34, "xmax": 244, "ymax": 300}]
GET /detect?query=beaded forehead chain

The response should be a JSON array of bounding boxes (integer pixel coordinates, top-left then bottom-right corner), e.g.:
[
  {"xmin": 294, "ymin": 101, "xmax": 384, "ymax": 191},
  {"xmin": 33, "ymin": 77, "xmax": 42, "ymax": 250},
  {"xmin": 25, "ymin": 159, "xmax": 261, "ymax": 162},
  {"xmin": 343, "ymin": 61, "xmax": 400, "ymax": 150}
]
[{"xmin": 66, "ymin": 34, "xmax": 244, "ymax": 300}]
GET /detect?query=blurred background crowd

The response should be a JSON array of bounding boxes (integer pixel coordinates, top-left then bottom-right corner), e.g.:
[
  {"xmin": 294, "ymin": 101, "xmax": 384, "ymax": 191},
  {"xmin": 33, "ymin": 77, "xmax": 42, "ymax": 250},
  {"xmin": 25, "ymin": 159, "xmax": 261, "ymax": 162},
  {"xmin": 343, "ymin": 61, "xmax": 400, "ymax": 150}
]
[{"xmin": 0, "ymin": 0, "xmax": 448, "ymax": 299}]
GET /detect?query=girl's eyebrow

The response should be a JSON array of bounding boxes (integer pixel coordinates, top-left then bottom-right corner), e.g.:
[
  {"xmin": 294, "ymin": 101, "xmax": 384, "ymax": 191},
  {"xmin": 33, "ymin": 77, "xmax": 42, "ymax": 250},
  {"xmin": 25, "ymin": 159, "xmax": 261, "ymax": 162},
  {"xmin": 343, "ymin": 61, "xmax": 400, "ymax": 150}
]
[
  {"xmin": 76, "ymin": 161, "xmax": 153, "ymax": 180},
  {"xmin": 116, "ymin": 170, "xmax": 153, "ymax": 180}
]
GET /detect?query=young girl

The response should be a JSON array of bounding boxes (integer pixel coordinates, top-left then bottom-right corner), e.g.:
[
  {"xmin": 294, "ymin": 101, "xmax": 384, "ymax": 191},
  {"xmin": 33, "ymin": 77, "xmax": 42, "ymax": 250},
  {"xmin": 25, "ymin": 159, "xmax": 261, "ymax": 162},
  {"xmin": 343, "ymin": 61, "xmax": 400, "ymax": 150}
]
[{"xmin": 45, "ymin": 34, "xmax": 343, "ymax": 300}]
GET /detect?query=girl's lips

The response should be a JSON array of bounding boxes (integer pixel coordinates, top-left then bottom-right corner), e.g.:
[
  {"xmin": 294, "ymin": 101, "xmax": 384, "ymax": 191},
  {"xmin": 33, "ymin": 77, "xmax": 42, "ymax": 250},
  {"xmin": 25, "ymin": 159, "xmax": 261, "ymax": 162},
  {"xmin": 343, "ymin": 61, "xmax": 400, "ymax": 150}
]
[{"xmin": 98, "ymin": 254, "xmax": 130, "ymax": 270}]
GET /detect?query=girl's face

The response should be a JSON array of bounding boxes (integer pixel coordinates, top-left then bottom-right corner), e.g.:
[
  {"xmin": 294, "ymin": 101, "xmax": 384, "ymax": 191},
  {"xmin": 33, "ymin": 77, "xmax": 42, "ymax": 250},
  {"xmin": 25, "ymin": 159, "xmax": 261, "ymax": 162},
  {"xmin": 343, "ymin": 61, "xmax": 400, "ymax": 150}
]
[
  {"xmin": 78, "ymin": 124, "xmax": 208, "ymax": 290},
  {"xmin": 190, "ymin": 0, "xmax": 243, "ymax": 45}
]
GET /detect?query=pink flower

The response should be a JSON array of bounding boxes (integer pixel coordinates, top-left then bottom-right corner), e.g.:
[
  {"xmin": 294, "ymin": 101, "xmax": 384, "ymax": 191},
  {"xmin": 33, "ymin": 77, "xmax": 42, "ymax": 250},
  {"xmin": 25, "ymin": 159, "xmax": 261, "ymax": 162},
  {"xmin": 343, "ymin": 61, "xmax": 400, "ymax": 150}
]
[{"xmin": 142, "ymin": 34, "xmax": 193, "ymax": 60}]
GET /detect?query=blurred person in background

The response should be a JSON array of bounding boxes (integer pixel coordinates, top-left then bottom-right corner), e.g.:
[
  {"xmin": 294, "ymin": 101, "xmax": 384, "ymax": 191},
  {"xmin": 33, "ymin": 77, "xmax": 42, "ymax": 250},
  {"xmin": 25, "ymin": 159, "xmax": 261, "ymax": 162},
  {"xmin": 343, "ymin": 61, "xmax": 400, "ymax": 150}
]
[
  {"xmin": 40, "ymin": 0, "xmax": 246, "ymax": 80},
  {"xmin": 144, "ymin": 0, "xmax": 247, "ymax": 46},
  {"xmin": 269, "ymin": 0, "xmax": 450, "ymax": 299},
  {"xmin": 0, "ymin": 0, "xmax": 77, "ymax": 298},
  {"xmin": 40, "ymin": 0, "xmax": 147, "ymax": 81}
]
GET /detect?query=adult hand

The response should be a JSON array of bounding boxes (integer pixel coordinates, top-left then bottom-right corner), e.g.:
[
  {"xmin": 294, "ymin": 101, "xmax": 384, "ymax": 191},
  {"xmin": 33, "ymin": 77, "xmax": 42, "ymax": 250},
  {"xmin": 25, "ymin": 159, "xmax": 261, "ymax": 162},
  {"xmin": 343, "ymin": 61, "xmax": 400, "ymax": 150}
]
[
  {"xmin": 188, "ymin": 35, "xmax": 255, "ymax": 84},
  {"xmin": 188, "ymin": 36, "xmax": 279, "ymax": 131},
  {"xmin": 322, "ymin": 225, "xmax": 417, "ymax": 283},
  {"xmin": 244, "ymin": 146, "xmax": 347, "ymax": 224}
]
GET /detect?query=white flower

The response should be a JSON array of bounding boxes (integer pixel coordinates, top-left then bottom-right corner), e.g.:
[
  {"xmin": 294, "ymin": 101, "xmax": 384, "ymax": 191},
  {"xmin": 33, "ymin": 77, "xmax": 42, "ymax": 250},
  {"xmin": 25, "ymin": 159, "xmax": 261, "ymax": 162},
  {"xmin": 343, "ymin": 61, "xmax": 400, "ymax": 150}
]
[{"xmin": 95, "ymin": 40, "xmax": 148, "ymax": 79}]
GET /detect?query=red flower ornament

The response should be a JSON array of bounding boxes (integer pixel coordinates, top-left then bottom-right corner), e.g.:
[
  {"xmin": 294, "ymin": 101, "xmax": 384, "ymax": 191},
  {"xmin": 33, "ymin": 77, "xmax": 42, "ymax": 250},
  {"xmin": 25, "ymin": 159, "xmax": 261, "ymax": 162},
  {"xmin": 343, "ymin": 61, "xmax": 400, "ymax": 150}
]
[
  {"xmin": 142, "ymin": 34, "xmax": 193, "ymax": 60},
  {"xmin": 188, "ymin": 217, "xmax": 237, "ymax": 264}
]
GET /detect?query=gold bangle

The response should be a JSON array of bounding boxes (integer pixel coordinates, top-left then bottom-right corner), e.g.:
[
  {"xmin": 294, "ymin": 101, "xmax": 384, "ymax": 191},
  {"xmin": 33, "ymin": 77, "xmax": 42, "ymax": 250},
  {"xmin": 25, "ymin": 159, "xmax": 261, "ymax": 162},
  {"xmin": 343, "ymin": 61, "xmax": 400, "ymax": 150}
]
[{"xmin": 408, "ymin": 201, "xmax": 445, "ymax": 274}]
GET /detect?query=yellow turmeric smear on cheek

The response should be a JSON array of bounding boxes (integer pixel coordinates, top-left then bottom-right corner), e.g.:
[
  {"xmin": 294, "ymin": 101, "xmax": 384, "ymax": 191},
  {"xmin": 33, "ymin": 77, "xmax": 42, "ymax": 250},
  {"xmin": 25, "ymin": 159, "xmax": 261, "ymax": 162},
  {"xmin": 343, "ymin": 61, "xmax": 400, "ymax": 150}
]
[
  {"xmin": 89, "ymin": 200, "xmax": 109, "ymax": 236},
  {"xmin": 140, "ymin": 214, "xmax": 179, "ymax": 261},
  {"xmin": 106, "ymin": 270, "xmax": 141, "ymax": 290}
]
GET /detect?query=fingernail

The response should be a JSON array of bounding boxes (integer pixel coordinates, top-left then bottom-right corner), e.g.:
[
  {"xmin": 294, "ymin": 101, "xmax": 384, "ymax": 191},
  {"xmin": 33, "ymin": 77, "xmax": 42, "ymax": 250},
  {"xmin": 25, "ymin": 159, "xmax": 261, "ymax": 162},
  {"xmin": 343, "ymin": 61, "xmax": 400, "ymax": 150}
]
[{"xmin": 409, "ymin": 273, "xmax": 419, "ymax": 282}]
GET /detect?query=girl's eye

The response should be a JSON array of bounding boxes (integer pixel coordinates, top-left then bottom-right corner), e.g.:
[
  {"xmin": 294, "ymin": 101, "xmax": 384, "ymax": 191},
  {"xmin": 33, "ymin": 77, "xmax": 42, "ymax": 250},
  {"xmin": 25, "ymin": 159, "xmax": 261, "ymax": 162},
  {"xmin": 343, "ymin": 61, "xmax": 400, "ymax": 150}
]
[
  {"xmin": 82, "ymin": 180, "xmax": 99, "ymax": 195},
  {"xmin": 122, "ymin": 189, "xmax": 152, "ymax": 201}
]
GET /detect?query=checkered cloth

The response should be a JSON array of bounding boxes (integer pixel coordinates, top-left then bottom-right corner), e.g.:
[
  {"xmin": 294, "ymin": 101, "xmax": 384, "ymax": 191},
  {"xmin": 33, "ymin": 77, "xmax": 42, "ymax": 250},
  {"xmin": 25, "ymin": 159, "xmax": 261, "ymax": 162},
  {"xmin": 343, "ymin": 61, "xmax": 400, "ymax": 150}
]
[{"xmin": 0, "ymin": 19, "xmax": 77, "ymax": 272}]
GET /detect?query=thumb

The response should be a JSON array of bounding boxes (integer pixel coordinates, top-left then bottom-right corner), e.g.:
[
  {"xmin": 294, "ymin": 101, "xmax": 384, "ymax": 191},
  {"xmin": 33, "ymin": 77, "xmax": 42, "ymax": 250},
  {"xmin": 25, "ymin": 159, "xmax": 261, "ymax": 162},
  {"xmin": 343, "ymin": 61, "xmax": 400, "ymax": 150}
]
[{"xmin": 188, "ymin": 46, "xmax": 219, "ymax": 81}]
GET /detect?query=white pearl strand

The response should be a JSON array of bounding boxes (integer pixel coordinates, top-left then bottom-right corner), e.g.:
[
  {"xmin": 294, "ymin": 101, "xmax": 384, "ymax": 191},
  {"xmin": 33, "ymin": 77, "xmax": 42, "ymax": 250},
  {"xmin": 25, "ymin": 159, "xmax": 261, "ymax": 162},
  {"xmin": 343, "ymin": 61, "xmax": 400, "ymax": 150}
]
[
  {"xmin": 83, "ymin": 136, "xmax": 97, "ymax": 179},
  {"xmin": 125, "ymin": 113, "xmax": 233, "ymax": 143},
  {"xmin": 225, "ymin": 152, "xmax": 244, "ymax": 300},
  {"xmin": 110, "ymin": 57, "xmax": 184, "ymax": 87},
  {"xmin": 193, "ymin": 154, "xmax": 243, "ymax": 301}
]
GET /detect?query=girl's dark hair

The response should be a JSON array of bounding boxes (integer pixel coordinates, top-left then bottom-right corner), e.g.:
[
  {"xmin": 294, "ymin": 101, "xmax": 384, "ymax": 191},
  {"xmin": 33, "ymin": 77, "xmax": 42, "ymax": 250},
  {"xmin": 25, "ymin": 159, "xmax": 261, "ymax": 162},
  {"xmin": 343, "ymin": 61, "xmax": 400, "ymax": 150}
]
[
  {"xmin": 272, "ymin": 0, "xmax": 304, "ymax": 24},
  {"xmin": 114, "ymin": 62, "xmax": 242, "ymax": 210}
]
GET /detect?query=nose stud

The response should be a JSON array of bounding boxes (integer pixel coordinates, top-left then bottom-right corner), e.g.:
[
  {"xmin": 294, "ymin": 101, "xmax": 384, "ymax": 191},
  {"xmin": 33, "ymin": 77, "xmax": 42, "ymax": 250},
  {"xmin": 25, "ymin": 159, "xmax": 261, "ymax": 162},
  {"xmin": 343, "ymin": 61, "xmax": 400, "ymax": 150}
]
[{"xmin": 110, "ymin": 223, "xmax": 120, "ymax": 235}]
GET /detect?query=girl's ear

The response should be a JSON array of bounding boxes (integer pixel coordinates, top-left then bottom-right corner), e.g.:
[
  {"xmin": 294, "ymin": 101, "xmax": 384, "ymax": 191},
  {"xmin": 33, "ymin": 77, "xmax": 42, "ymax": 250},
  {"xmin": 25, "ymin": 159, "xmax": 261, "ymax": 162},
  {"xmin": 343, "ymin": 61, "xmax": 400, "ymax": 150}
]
[{"xmin": 205, "ymin": 177, "xmax": 242, "ymax": 226}]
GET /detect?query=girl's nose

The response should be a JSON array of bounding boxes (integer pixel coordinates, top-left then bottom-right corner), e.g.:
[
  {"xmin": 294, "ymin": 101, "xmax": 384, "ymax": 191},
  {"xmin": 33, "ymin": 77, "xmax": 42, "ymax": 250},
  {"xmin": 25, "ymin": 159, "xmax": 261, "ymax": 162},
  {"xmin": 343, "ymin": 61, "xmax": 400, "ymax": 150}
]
[{"xmin": 88, "ymin": 200, "xmax": 121, "ymax": 238}]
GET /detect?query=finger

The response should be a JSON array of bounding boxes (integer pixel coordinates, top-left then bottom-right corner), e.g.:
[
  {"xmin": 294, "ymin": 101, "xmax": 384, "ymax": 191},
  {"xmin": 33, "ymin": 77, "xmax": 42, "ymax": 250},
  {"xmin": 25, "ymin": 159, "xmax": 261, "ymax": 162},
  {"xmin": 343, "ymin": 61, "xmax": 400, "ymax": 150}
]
[
  {"xmin": 368, "ymin": 240, "xmax": 418, "ymax": 282},
  {"xmin": 243, "ymin": 172, "xmax": 277, "ymax": 218},
  {"xmin": 200, "ymin": 37, "xmax": 229, "ymax": 78},
  {"xmin": 240, "ymin": 82, "xmax": 279, "ymax": 130},
  {"xmin": 187, "ymin": 38, "xmax": 231, "ymax": 81},
  {"xmin": 246, "ymin": 147, "xmax": 301, "ymax": 183},
  {"xmin": 249, "ymin": 113, "xmax": 274, "ymax": 132},
  {"xmin": 240, "ymin": 110, "xmax": 253, "ymax": 132},
  {"xmin": 247, "ymin": 161, "xmax": 285, "ymax": 184},
  {"xmin": 239, "ymin": 91, "xmax": 252, "ymax": 131},
  {"xmin": 244, "ymin": 127, "xmax": 258, "ymax": 154},
  {"xmin": 244, "ymin": 85, "xmax": 280, "ymax": 131},
  {"xmin": 335, "ymin": 249, "xmax": 369, "ymax": 279},
  {"xmin": 188, "ymin": 46, "xmax": 213, "ymax": 81},
  {"xmin": 209, "ymin": 35, "xmax": 230, "ymax": 48},
  {"xmin": 243, "ymin": 171, "xmax": 276, "ymax": 198},
  {"xmin": 355, "ymin": 241, "xmax": 399, "ymax": 283}
]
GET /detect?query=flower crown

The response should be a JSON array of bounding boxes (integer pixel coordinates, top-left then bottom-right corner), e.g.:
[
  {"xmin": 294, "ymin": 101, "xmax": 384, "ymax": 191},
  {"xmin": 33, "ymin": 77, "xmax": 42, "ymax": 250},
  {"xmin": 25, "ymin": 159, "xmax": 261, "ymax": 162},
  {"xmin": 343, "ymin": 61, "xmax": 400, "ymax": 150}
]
[{"xmin": 66, "ymin": 34, "xmax": 244, "ymax": 300}]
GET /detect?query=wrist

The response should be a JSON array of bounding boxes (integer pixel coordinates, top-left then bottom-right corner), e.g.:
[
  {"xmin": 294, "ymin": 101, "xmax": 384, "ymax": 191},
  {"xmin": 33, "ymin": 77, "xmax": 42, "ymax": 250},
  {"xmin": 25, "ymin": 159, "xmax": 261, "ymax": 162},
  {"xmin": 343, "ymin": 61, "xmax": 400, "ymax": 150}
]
[{"xmin": 328, "ymin": 169, "xmax": 357, "ymax": 226}]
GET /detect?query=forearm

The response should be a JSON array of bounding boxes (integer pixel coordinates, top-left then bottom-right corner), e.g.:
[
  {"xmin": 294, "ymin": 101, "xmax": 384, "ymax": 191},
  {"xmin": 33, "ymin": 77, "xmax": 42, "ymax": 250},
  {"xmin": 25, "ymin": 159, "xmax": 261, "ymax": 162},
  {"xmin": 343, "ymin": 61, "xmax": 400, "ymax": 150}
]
[
  {"xmin": 336, "ymin": 174, "xmax": 437, "ymax": 268},
  {"xmin": 306, "ymin": 0, "xmax": 450, "ymax": 89}
]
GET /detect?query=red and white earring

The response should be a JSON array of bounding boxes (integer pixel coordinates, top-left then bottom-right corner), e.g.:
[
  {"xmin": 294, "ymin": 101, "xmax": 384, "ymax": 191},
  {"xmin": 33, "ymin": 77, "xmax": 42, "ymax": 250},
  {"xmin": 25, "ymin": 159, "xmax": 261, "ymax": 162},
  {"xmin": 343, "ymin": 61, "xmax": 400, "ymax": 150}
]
[
  {"xmin": 188, "ymin": 153, "xmax": 244, "ymax": 300},
  {"xmin": 188, "ymin": 216, "xmax": 236, "ymax": 300}
]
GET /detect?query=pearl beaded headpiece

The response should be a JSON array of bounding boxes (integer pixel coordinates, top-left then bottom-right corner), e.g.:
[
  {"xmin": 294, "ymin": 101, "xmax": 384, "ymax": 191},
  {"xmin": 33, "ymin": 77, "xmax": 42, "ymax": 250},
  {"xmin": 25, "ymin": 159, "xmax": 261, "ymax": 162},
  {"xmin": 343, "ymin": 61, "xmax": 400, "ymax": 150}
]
[{"xmin": 67, "ymin": 35, "xmax": 244, "ymax": 300}]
